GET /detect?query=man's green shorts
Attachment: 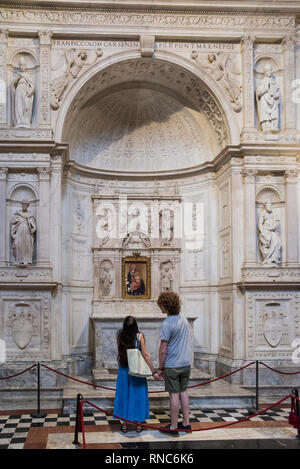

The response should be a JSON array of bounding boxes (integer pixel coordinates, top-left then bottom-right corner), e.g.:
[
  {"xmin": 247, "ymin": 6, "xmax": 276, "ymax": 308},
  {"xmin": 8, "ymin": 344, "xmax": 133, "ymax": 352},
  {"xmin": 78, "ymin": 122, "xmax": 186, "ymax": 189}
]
[{"xmin": 164, "ymin": 366, "xmax": 191, "ymax": 394}]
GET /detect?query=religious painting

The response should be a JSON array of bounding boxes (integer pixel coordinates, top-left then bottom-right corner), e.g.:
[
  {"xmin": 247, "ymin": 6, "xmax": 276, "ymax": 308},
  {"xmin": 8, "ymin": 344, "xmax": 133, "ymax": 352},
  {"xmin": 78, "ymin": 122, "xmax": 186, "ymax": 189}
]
[{"xmin": 122, "ymin": 255, "xmax": 151, "ymax": 300}]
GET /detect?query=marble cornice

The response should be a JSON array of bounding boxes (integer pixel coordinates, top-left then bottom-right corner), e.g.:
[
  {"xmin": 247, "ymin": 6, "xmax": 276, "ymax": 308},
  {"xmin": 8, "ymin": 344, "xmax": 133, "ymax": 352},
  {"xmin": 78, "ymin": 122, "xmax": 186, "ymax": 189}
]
[
  {"xmin": 1, "ymin": 0, "xmax": 300, "ymax": 15},
  {"xmin": 66, "ymin": 143, "xmax": 300, "ymax": 181},
  {"xmin": 0, "ymin": 4, "xmax": 296, "ymax": 32}
]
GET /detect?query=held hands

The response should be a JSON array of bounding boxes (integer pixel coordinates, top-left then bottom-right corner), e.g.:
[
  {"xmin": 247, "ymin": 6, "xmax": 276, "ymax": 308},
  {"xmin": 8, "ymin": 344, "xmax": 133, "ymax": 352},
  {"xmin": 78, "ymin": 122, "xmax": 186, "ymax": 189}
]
[{"xmin": 152, "ymin": 370, "xmax": 164, "ymax": 381}]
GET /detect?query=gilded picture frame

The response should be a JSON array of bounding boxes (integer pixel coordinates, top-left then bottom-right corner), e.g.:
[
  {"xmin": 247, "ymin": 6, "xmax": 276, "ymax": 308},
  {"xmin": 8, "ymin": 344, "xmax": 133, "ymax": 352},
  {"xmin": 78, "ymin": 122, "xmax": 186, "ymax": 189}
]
[{"xmin": 122, "ymin": 255, "xmax": 151, "ymax": 300}]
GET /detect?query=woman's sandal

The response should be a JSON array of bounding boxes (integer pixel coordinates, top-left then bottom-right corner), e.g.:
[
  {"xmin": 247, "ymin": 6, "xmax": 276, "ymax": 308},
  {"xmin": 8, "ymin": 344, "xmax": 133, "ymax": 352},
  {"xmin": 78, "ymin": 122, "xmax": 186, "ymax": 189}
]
[
  {"xmin": 121, "ymin": 424, "xmax": 128, "ymax": 433},
  {"xmin": 136, "ymin": 424, "xmax": 143, "ymax": 433}
]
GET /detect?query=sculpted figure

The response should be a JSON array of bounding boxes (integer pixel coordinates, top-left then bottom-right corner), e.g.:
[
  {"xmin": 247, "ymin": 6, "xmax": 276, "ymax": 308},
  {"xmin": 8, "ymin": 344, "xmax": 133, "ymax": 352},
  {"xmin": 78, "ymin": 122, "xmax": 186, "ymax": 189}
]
[
  {"xmin": 160, "ymin": 261, "xmax": 174, "ymax": 292},
  {"xmin": 192, "ymin": 51, "xmax": 242, "ymax": 112},
  {"xmin": 160, "ymin": 209, "xmax": 174, "ymax": 246},
  {"xmin": 51, "ymin": 48, "xmax": 102, "ymax": 110},
  {"xmin": 11, "ymin": 200, "xmax": 36, "ymax": 265},
  {"xmin": 256, "ymin": 62, "xmax": 280, "ymax": 131},
  {"xmin": 13, "ymin": 56, "xmax": 35, "ymax": 128},
  {"xmin": 258, "ymin": 200, "xmax": 281, "ymax": 265},
  {"xmin": 99, "ymin": 261, "xmax": 113, "ymax": 296}
]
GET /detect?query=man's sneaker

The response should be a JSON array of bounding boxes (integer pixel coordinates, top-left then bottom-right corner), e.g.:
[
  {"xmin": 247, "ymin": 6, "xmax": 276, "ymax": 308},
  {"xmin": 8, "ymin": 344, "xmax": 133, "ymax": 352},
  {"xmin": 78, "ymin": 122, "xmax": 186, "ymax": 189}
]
[
  {"xmin": 178, "ymin": 422, "xmax": 192, "ymax": 432},
  {"xmin": 159, "ymin": 424, "xmax": 179, "ymax": 437}
]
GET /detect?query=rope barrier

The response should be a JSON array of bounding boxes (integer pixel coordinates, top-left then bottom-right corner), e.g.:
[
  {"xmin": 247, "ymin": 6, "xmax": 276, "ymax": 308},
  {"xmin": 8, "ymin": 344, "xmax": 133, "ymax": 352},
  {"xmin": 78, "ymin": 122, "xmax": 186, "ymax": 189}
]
[
  {"xmin": 187, "ymin": 361, "xmax": 255, "ymax": 389},
  {"xmin": 0, "ymin": 364, "xmax": 37, "ymax": 380},
  {"xmin": 259, "ymin": 362, "xmax": 300, "ymax": 375},
  {"xmin": 41, "ymin": 361, "xmax": 256, "ymax": 394},
  {"xmin": 41, "ymin": 364, "xmax": 116, "ymax": 391},
  {"xmin": 77, "ymin": 393, "xmax": 292, "ymax": 448}
]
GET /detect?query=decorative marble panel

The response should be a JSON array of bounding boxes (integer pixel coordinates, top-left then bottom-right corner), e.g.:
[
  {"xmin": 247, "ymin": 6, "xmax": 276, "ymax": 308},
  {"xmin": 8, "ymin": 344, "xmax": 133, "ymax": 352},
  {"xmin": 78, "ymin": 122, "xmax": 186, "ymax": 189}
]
[
  {"xmin": 219, "ymin": 295, "xmax": 233, "ymax": 356},
  {"xmin": 0, "ymin": 291, "xmax": 50, "ymax": 360},
  {"xmin": 247, "ymin": 292, "xmax": 300, "ymax": 359}
]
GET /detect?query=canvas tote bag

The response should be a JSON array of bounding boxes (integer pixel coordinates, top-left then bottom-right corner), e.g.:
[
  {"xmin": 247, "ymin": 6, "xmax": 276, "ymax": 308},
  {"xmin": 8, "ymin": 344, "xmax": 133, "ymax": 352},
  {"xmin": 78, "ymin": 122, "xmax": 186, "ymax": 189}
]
[{"xmin": 127, "ymin": 333, "xmax": 152, "ymax": 378}]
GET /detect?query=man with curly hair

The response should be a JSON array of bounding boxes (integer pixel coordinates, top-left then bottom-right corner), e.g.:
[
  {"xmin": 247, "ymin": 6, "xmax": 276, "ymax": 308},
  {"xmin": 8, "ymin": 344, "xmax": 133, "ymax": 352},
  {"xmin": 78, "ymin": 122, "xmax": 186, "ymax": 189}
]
[{"xmin": 157, "ymin": 291, "xmax": 191, "ymax": 437}]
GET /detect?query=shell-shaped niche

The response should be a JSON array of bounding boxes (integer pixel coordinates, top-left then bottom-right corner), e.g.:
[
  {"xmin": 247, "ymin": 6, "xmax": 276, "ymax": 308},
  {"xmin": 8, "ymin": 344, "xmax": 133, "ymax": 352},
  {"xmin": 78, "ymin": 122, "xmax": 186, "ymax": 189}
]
[{"xmin": 65, "ymin": 86, "xmax": 216, "ymax": 173}]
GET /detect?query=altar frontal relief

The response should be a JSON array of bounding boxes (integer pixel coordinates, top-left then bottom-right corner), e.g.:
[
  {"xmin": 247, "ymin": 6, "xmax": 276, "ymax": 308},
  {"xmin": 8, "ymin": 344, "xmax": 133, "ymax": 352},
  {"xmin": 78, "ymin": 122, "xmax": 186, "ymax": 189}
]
[{"xmin": 122, "ymin": 256, "xmax": 150, "ymax": 300}]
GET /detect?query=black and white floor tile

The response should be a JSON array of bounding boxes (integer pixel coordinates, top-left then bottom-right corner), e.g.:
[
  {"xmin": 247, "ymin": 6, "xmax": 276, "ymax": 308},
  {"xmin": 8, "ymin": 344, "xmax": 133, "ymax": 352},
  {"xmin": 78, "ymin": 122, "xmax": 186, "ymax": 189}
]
[{"xmin": 0, "ymin": 407, "xmax": 290, "ymax": 449}]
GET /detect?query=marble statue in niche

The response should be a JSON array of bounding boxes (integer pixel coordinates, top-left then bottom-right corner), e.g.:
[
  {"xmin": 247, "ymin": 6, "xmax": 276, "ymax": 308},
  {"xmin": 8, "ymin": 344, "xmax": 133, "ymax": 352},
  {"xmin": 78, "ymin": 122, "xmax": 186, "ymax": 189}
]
[
  {"xmin": 160, "ymin": 209, "xmax": 174, "ymax": 246},
  {"xmin": 51, "ymin": 48, "xmax": 103, "ymax": 110},
  {"xmin": 99, "ymin": 260, "xmax": 113, "ymax": 297},
  {"xmin": 258, "ymin": 200, "xmax": 281, "ymax": 265},
  {"xmin": 12, "ymin": 56, "xmax": 35, "ymax": 128},
  {"xmin": 160, "ymin": 261, "xmax": 175, "ymax": 292},
  {"xmin": 11, "ymin": 200, "xmax": 37, "ymax": 265},
  {"xmin": 191, "ymin": 51, "xmax": 242, "ymax": 112},
  {"xmin": 256, "ymin": 62, "xmax": 280, "ymax": 131}
]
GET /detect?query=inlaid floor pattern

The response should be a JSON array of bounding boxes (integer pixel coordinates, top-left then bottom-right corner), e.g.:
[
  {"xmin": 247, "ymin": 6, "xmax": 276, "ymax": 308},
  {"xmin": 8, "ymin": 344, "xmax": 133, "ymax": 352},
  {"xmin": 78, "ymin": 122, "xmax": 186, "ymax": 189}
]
[{"xmin": 0, "ymin": 407, "xmax": 290, "ymax": 449}]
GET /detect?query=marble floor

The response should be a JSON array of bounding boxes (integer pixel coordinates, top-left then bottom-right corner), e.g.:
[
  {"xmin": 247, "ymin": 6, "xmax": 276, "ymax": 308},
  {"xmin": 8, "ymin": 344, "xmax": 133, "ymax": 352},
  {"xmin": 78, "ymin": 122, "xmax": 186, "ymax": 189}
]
[{"xmin": 0, "ymin": 405, "xmax": 298, "ymax": 450}]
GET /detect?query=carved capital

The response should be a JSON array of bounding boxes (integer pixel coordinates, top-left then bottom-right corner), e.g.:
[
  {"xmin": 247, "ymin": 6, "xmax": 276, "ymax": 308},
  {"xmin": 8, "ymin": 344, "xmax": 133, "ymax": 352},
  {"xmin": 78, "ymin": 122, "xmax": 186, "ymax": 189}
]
[
  {"xmin": 37, "ymin": 167, "xmax": 51, "ymax": 180},
  {"xmin": 241, "ymin": 34, "xmax": 255, "ymax": 51},
  {"xmin": 0, "ymin": 167, "xmax": 8, "ymax": 180},
  {"xmin": 242, "ymin": 168, "xmax": 257, "ymax": 184},
  {"xmin": 281, "ymin": 35, "xmax": 295, "ymax": 50},
  {"xmin": 38, "ymin": 30, "xmax": 52, "ymax": 46},
  {"xmin": 0, "ymin": 29, "xmax": 8, "ymax": 44},
  {"xmin": 285, "ymin": 169, "xmax": 298, "ymax": 182}
]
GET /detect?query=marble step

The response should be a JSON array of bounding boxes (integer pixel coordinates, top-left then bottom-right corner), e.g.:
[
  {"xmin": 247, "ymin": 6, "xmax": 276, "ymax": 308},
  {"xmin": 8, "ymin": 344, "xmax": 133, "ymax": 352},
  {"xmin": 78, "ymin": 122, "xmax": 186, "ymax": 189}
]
[
  {"xmin": 62, "ymin": 374, "xmax": 255, "ymax": 414},
  {"xmin": 92, "ymin": 367, "xmax": 211, "ymax": 389}
]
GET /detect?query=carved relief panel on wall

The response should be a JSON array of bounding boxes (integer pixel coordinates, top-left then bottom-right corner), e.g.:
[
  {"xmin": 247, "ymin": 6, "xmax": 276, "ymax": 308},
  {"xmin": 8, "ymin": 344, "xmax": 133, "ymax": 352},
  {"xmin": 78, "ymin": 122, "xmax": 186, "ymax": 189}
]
[{"xmin": 247, "ymin": 293, "xmax": 298, "ymax": 359}]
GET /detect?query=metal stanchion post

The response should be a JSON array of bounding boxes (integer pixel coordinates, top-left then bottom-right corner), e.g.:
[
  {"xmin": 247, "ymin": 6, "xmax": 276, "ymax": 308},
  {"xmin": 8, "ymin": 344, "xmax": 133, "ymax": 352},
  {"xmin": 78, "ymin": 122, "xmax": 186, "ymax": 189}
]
[
  {"xmin": 249, "ymin": 360, "xmax": 261, "ymax": 415},
  {"xmin": 31, "ymin": 362, "xmax": 47, "ymax": 418},
  {"xmin": 293, "ymin": 388, "xmax": 300, "ymax": 440},
  {"xmin": 73, "ymin": 393, "xmax": 83, "ymax": 447}
]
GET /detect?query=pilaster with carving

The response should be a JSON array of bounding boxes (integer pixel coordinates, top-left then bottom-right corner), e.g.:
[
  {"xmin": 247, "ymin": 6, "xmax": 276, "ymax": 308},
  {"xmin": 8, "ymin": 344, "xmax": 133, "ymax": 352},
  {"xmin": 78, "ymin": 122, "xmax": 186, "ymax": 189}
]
[
  {"xmin": 38, "ymin": 31, "xmax": 52, "ymax": 127},
  {"xmin": 37, "ymin": 167, "xmax": 51, "ymax": 266},
  {"xmin": 0, "ymin": 168, "xmax": 8, "ymax": 266},
  {"xmin": 285, "ymin": 169, "xmax": 299, "ymax": 264},
  {"xmin": 0, "ymin": 29, "xmax": 8, "ymax": 125},
  {"xmin": 282, "ymin": 36, "xmax": 296, "ymax": 131},
  {"xmin": 242, "ymin": 168, "xmax": 257, "ymax": 266},
  {"xmin": 241, "ymin": 35, "xmax": 255, "ymax": 133}
]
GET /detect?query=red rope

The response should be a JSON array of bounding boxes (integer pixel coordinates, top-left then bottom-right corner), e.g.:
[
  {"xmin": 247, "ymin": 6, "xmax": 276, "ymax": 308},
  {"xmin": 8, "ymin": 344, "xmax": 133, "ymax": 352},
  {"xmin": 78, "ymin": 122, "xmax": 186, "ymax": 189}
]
[
  {"xmin": 259, "ymin": 362, "xmax": 300, "ymax": 375},
  {"xmin": 80, "ymin": 393, "xmax": 291, "ymax": 435},
  {"xmin": 187, "ymin": 361, "xmax": 255, "ymax": 389},
  {"xmin": 41, "ymin": 361, "xmax": 256, "ymax": 393},
  {"xmin": 0, "ymin": 364, "xmax": 37, "ymax": 380},
  {"xmin": 41, "ymin": 364, "xmax": 116, "ymax": 391}
]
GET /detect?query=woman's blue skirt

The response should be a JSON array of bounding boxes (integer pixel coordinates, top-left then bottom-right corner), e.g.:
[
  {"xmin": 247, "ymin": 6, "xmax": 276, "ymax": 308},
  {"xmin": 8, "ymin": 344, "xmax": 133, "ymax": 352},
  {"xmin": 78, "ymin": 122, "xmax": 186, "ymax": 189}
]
[{"xmin": 113, "ymin": 365, "xmax": 149, "ymax": 422}]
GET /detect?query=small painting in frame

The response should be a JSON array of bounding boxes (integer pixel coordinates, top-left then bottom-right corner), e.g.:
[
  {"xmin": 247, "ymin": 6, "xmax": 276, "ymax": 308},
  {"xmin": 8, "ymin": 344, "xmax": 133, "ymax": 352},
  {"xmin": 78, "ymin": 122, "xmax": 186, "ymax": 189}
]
[{"xmin": 122, "ymin": 254, "xmax": 151, "ymax": 300}]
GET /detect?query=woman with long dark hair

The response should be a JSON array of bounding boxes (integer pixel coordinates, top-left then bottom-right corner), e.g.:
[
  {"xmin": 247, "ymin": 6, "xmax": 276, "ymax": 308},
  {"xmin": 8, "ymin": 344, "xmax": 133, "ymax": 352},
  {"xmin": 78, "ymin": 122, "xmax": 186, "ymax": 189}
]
[{"xmin": 113, "ymin": 316, "xmax": 159, "ymax": 432}]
